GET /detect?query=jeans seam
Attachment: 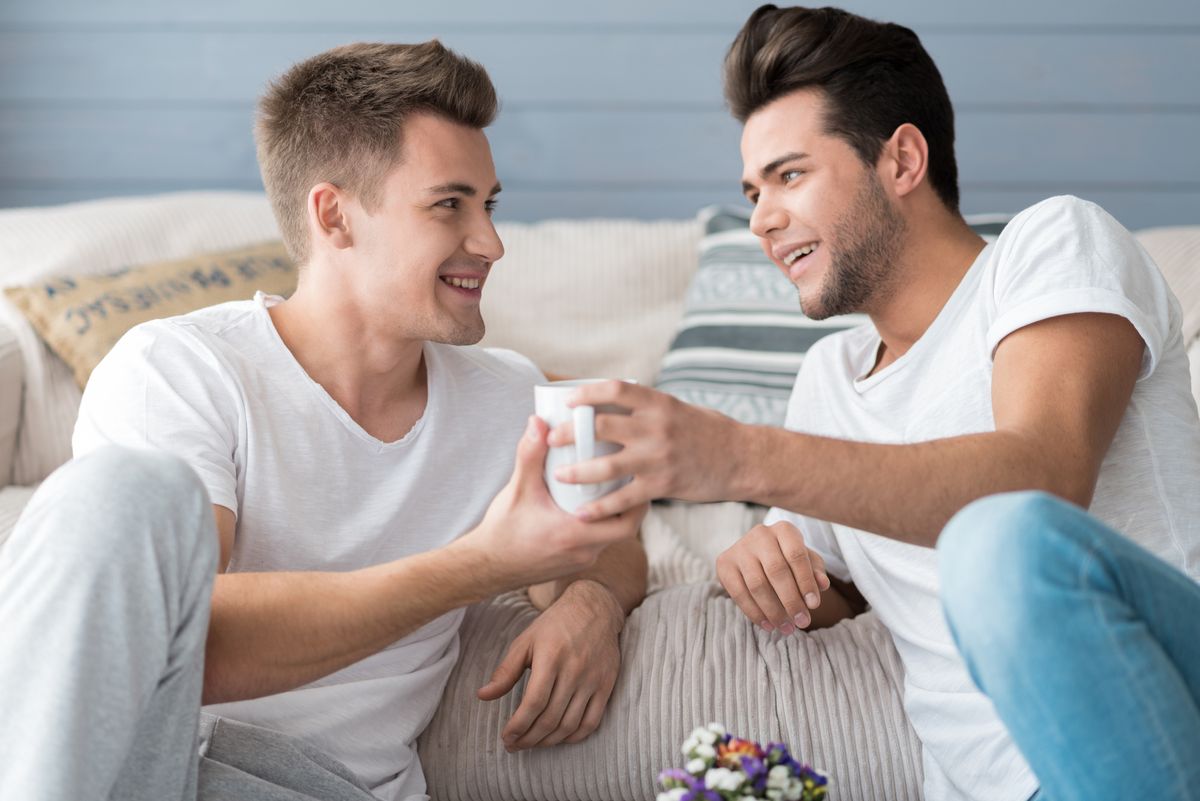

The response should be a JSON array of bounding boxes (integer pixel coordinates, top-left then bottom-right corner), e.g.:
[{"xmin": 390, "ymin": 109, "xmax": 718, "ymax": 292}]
[{"xmin": 1083, "ymin": 542, "xmax": 1189, "ymax": 796}]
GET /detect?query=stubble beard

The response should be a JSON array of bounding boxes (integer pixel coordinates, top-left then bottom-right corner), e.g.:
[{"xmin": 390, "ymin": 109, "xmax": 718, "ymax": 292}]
[{"xmin": 799, "ymin": 171, "xmax": 907, "ymax": 320}]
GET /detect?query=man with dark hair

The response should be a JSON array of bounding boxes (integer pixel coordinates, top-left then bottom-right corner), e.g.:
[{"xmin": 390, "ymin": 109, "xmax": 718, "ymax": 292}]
[
  {"xmin": 0, "ymin": 41, "xmax": 647, "ymax": 801},
  {"xmin": 551, "ymin": 6, "xmax": 1200, "ymax": 800}
]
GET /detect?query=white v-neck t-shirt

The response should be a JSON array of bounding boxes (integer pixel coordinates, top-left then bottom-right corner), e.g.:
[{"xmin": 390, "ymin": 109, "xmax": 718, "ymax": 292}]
[
  {"xmin": 765, "ymin": 196, "xmax": 1200, "ymax": 801},
  {"xmin": 73, "ymin": 292, "xmax": 544, "ymax": 800}
]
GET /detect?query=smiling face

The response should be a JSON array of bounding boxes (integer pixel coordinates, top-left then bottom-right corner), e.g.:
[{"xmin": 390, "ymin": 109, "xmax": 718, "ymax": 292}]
[
  {"xmin": 740, "ymin": 88, "xmax": 906, "ymax": 320},
  {"xmin": 342, "ymin": 112, "xmax": 504, "ymax": 345}
]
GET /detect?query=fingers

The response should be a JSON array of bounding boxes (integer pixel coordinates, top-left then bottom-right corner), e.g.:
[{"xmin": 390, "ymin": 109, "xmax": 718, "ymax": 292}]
[
  {"xmin": 525, "ymin": 688, "xmax": 593, "ymax": 749},
  {"xmin": 478, "ymin": 636, "xmax": 531, "ymax": 701},
  {"xmin": 501, "ymin": 666, "xmax": 557, "ymax": 750},
  {"xmin": 511, "ymin": 416, "xmax": 550, "ymax": 484},
  {"xmin": 574, "ymin": 482, "xmax": 656, "ymax": 522},
  {"xmin": 549, "ymin": 411, "xmax": 638, "ymax": 449},
  {"xmin": 563, "ymin": 691, "xmax": 611, "ymax": 744},
  {"xmin": 716, "ymin": 523, "xmax": 831, "ymax": 635},
  {"xmin": 716, "ymin": 557, "xmax": 772, "ymax": 632},
  {"xmin": 566, "ymin": 379, "xmax": 646, "ymax": 409}
]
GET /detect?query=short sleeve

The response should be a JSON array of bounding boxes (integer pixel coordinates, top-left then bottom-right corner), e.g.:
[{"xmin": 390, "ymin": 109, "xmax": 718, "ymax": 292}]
[
  {"xmin": 73, "ymin": 320, "xmax": 241, "ymax": 514},
  {"xmin": 985, "ymin": 196, "xmax": 1180, "ymax": 381}
]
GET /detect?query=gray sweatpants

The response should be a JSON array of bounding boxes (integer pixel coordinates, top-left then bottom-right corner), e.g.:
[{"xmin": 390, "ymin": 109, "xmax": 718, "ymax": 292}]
[{"xmin": 0, "ymin": 447, "xmax": 377, "ymax": 801}]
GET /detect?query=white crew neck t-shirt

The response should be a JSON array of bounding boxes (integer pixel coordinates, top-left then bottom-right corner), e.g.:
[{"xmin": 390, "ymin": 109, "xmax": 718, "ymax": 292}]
[
  {"xmin": 765, "ymin": 196, "xmax": 1200, "ymax": 801},
  {"xmin": 73, "ymin": 292, "xmax": 544, "ymax": 801}
]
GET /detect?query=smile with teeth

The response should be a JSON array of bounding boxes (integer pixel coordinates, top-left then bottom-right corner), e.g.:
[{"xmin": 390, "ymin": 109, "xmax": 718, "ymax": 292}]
[
  {"xmin": 441, "ymin": 276, "xmax": 481, "ymax": 290},
  {"xmin": 783, "ymin": 243, "xmax": 818, "ymax": 266}
]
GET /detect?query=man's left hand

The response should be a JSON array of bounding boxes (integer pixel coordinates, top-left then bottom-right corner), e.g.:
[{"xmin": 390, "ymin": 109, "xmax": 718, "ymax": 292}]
[{"xmin": 477, "ymin": 580, "xmax": 625, "ymax": 750}]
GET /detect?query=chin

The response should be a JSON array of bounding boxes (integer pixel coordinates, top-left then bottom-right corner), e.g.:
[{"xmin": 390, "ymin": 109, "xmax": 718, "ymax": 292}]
[{"xmin": 430, "ymin": 321, "xmax": 486, "ymax": 346}]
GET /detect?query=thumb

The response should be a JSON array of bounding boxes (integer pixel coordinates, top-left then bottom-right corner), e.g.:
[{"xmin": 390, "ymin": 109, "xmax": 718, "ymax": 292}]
[
  {"xmin": 478, "ymin": 637, "xmax": 532, "ymax": 701},
  {"xmin": 510, "ymin": 416, "xmax": 550, "ymax": 485}
]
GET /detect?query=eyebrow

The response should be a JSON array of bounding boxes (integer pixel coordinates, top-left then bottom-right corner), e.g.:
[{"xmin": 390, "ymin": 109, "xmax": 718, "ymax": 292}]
[
  {"xmin": 741, "ymin": 152, "xmax": 810, "ymax": 194},
  {"xmin": 425, "ymin": 182, "xmax": 503, "ymax": 197}
]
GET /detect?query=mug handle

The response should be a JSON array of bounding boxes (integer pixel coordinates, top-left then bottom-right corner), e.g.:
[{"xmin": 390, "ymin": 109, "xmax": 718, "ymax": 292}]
[{"xmin": 573, "ymin": 405, "xmax": 595, "ymax": 488}]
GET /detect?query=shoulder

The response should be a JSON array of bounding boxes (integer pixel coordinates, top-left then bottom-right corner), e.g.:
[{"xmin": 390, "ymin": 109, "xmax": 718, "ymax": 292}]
[
  {"xmin": 994, "ymin": 195, "xmax": 1138, "ymax": 258},
  {"xmin": 93, "ymin": 302, "xmax": 257, "ymax": 389}
]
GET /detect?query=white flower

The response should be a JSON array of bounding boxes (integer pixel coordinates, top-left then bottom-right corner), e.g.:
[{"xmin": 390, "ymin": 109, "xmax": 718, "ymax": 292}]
[
  {"xmin": 704, "ymin": 767, "xmax": 745, "ymax": 792},
  {"xmin": 706, "ymin": 722, "xmax": 727, "ymax": 736},
  {"xmin": 694, "ymin": 743, "xmax": 717, "ymax": 760},
  {"xmin": 783, "ymin": 778, "xmax": 805, "ymax": 801},
  {"xmin": 689, "ymin": 725, "xmax": 711, "ymax": 741},
  {"xmin": 766, "ymin": 789, "xmax": 784, "ymax": 801},
  {"xmin": 686, "ymin": 758, "xmax": 707, "ymax": 775},
  {"xmin": 739, "ymin": 797, "xmax": 758, "ymax": 801},
  {"xmin": 767, "ymin": 765, "xmax": 791, "ymax": 789},
  {"xmin": 681, "ymin": 736, "xmax": 699, "ymax": 757},
  {"xmin": 656, "ymin": 790, "xmax": 687, "ymax": 801},
  {"xmin": 696, "ymin": 729, "xmax": 718, "ymax": 746}
]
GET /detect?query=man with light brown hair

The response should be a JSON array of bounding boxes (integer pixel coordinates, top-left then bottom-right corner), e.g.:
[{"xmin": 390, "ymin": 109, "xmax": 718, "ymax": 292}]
[{"xmin": 0, "ymin": 41, "xmax": 646, "ymax": 801}]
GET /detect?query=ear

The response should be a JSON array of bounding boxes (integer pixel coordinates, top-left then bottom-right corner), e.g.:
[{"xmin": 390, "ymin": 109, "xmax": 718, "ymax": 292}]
[
  {"xmin": 879, "ymin": 123, "xmax": 929, "ymax": 201},
  {"xmin": 307, "ymin": 182, "xmax": 354, "ymax": 251}
]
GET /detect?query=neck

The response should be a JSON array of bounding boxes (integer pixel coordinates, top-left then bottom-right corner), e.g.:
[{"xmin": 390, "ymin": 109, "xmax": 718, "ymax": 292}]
[
  {"xmin": 867, "ymin": 211, "xmax": 986, "ymax": 369},
  {"xmin": 268, "ymin": 266, "xmax": 426, "ymax": 424}
]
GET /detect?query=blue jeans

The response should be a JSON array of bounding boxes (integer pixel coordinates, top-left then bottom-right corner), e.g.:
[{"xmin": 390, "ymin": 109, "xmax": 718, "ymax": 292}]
[{"xmin": 938, "ymin": 491, "xmax": 1200, "ymax": 801}]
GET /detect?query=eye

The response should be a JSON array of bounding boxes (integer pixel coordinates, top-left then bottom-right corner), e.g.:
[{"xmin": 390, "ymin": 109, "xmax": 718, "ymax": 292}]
[
  {"xmin": 781, "ymin": 169, "xmax": 805, "ymax": 182},
  {"xmin": 435, "ymin": 197, "xmax": 459, "ymax": 210},
  {"xmin": 485, "ymin": 199, "xmax": 499, "ymax": 215}
]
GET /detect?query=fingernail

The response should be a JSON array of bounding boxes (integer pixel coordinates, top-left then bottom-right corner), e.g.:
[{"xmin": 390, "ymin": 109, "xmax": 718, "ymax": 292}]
[
  {"xmin": 805, "ymin": 592, "xmax": 820, "ymax": 608},
  {"xmin": 760, "ymin": 621, "xmax": 774, "ymax": 632},
  {"xmin": 793, "ymin": 612, "xmax": 810, "ymax": 628},
  {"xmin": 525, "ymin": 416, "xmax": 539, "ymax": 441},
  {"xmin": 575, "ymin": 506, "xmax": 593, "ymax": 521},
  {"xmin": 779, "ymin": 621, "xmax": 795, "ymax": 635},
  {"xmin": 554, "ymin": 466, "xmax": 569, "ymax": 481}
]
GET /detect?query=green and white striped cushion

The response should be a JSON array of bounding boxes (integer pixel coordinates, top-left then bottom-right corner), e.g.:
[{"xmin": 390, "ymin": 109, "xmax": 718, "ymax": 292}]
[{"xmin": 655, "ymin": 206, "xmax": 1008, "ymax": 426}]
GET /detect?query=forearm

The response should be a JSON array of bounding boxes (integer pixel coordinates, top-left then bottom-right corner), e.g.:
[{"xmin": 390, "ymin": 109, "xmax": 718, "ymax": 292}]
[
  {"xmin": 527, "ymin": 537, "xmax": 648, "ymax": 620},
  {"xmin": 203, "ymin": 539, "xmax": 505, "ymax": 704},
  {"xmin": 734, "ymin": 426, "xmax": 1083, "ymax": 547}
]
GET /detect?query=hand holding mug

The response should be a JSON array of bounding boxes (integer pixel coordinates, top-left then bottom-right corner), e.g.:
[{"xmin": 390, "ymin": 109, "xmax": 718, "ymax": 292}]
[{"xmin": 546, "ymin": 380, "xmax": 744, "ymax": 518}]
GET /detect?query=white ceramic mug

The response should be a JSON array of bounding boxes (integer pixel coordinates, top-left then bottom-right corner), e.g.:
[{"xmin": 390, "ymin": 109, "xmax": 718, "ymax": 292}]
[{"xmin": 534, "ymin": 379, "xmax": 633, "ymax": 514}]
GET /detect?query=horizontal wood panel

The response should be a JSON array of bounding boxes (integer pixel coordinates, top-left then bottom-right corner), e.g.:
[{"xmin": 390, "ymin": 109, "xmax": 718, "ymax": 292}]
[
  {"xmin": 1, "ymin": 30, "xmax": 1197, "ymax": 107},
  {"xmin": 6, "ymin": 107, "xmax": 1193, "ymax": 185},
  {"xmin": 3, "ymin": 0, "xmax": 1198, "ymax": 28}
]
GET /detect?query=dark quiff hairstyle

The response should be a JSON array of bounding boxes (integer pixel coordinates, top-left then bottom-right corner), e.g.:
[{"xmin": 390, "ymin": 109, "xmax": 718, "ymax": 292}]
[
  {"xmin": 724, "ymin": 5, "xmax": 960, "ymax": 212},
  {"xmin": 256, "ymin": 40, "xmax": 498, "ymax": 263}
]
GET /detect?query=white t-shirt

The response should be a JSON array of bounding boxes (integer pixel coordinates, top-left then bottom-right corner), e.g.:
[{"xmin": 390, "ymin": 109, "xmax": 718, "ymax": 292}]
[
  {"xmin": 73, "ymin": 292, "xmax": 544, "ymax": 801},
  {"xmin": 765, "ymin": 196, "xmax": 1200, "ymax": 801}
]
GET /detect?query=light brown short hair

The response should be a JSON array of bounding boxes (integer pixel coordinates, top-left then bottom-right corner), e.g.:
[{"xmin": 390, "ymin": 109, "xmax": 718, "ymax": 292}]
[{"xmin": 255, "ymin": 40, "xmax": 498, "ymax": 263}]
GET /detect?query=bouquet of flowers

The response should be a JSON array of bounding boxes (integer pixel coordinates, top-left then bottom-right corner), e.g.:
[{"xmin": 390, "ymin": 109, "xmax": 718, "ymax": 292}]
[{"xmin": 656, "ymin": 723, "xmax": 829, "ymax": 801}]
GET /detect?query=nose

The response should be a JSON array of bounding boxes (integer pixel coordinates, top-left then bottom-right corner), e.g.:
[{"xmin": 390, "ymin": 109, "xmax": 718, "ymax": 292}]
[
  {"xmin": 468, "ymin": 212, "xmax": 504, "ymax": 264},
  {"xmin": 748, "ymin": 191, "xmax": 787, "ymax": 239}
]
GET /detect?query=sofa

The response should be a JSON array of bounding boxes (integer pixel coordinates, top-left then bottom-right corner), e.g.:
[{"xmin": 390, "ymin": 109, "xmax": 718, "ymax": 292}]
[{"xmin": 1, "ymin": 192, "xmax": 1197, "ymax": 801}]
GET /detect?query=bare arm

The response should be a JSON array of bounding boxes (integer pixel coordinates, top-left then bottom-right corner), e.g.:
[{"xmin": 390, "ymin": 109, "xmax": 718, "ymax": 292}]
[
  {"xmin": 558, "ymin": 312, "xmax": 1145, "ymax": 548},
  {"xmin": 201, "ymin": 417, "xmax": 645, "ymax": 705},
  {"xmin": 526, "ymin": 537, "xmax": 648, "ymax": 617}
]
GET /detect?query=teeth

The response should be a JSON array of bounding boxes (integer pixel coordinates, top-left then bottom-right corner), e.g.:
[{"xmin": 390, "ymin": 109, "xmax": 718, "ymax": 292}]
[
  {"xmin": 443, "ymin": 277, "xmax": 481, "ymax": 289},
  {"xmin": 783, "ymin": 244, "xmax": 817, "ymax": 266}
]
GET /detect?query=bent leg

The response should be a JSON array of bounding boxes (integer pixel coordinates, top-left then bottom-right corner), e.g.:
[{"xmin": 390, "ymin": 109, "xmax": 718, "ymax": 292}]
[
  {"xmin": 0, "ymin": 447, "xmax": 218, "ymax": 801},
  {"xmin": 938, "ymin": 491, "xmax": 1200, "ymax": 801}
]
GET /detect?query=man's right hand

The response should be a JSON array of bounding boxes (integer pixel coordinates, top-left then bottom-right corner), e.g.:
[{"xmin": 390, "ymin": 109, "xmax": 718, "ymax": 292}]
[{"xmin": 455, "ymin": 416, "xmax": 647, "ymax": 593}]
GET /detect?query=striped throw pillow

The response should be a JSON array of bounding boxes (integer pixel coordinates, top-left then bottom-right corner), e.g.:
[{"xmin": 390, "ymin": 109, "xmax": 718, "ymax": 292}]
[{"xmin": 655, "ymin": 206, "xmax": 1008, "ymax": 426}]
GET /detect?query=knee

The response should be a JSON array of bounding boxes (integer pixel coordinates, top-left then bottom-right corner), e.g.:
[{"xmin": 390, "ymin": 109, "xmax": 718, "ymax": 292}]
[
  {"xmin": 938, "ymin": 491, "xmax": 1080, "ymax": 646},
  {"xmin": 28, "ymin": 446, "xmax": 215, "ymax": 564}
]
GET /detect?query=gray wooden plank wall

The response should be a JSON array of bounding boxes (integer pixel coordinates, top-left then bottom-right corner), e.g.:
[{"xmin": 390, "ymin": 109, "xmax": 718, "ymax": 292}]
[{"xmin": 1, "ymin": 0, "xmax": 1197, "ymax": 229}]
